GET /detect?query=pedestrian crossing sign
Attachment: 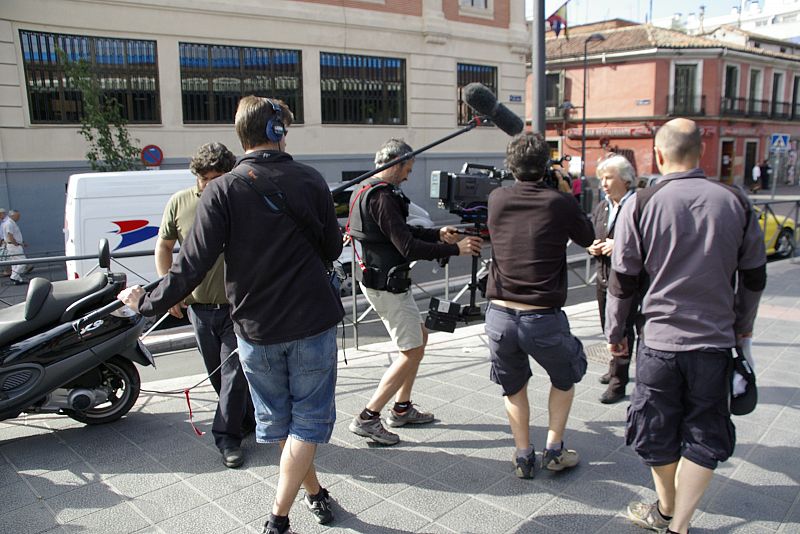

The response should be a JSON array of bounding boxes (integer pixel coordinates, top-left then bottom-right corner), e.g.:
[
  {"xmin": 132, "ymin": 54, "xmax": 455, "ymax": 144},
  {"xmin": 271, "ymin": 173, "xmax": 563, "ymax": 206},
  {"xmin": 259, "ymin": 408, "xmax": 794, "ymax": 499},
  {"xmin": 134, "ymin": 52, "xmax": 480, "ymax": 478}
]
[{"xmin": 770, "ymin": 134, "xmax": 790, "ymax": 151}]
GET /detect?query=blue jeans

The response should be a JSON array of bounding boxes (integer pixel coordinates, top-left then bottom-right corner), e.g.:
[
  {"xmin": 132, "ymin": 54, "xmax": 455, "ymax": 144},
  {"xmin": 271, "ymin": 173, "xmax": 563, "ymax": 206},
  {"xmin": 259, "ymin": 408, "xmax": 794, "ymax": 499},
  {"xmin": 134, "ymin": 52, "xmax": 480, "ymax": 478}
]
[{"xmin": 236, "ymin": 326, "xmax": 338, "ymax": 444}]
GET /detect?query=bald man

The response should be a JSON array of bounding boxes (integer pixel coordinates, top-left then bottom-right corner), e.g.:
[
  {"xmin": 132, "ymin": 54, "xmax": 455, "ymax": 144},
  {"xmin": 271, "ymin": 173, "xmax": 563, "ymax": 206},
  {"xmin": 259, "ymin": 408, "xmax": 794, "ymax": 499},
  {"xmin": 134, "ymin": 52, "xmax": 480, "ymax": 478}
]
[{"xmin": 605, "ymin": 118, "xmax": 767, "ymax": 534}]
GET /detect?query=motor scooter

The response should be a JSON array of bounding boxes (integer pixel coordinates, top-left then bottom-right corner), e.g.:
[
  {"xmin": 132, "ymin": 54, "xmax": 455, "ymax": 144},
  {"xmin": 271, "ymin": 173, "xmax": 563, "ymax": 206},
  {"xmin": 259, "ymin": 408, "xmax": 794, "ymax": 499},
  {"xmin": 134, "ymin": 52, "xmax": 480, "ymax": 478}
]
[{"xmin": 0, "ymin": 239, "xmax": 155, "ymax": 424}]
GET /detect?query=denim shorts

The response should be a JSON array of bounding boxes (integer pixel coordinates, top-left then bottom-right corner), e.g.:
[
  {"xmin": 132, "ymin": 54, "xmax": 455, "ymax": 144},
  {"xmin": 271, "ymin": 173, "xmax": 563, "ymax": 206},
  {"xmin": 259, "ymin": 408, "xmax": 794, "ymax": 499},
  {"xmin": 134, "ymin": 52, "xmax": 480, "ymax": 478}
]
[
  {"xmin": 236, "ymin": 326, "xmax": 338, "ymax": 444},
  {"xmin": 626, "ymin": 344, "xmax": 735, "ymax": 470},
  {"xmin": 485, "ymin": 303, "xmax": 587, "ymax": 395}
]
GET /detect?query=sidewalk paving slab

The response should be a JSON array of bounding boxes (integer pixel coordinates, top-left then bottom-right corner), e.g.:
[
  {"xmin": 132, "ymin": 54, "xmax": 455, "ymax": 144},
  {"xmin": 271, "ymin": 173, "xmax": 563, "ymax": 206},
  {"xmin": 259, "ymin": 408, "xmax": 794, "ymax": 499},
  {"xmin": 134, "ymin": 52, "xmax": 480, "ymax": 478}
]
[{"xmin": 0, "ymin": 260, "xmax": 798, "ymax": 533}]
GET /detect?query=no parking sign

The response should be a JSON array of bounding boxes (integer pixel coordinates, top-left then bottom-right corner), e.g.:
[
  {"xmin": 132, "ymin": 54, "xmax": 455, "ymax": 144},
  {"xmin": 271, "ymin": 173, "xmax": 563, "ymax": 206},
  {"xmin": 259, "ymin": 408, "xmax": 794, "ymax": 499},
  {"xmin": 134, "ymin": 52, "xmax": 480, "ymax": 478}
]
[{"xmin": 141, "ymin": 145, "xmax": 164, "ymax": 169}]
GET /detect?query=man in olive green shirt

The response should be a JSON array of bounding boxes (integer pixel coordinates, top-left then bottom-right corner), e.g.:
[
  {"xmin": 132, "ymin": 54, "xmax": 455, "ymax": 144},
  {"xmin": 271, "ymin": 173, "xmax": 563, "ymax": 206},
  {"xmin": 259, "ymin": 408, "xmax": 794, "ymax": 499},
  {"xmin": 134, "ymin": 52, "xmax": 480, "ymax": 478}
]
[{"xmin": 156, "ymin": 142, "xmax": 254, "ymax": 469}]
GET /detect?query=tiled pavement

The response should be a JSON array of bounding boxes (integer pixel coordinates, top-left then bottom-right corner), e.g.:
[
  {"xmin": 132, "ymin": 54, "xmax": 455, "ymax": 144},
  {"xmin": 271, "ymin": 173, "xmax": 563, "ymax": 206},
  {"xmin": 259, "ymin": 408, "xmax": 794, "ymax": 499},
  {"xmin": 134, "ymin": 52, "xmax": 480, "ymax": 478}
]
[{"xmin": 1, "ymin": 260, "xmax": 798, "ymax": 533}]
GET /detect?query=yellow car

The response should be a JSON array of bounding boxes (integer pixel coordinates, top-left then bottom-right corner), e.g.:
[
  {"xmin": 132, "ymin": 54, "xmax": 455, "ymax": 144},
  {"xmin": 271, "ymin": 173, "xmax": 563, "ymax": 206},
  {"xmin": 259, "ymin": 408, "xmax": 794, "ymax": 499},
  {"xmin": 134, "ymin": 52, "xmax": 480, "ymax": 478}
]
[{"xmin": 756, "ymin": 206, "xmax": 796, "ymax": 258}]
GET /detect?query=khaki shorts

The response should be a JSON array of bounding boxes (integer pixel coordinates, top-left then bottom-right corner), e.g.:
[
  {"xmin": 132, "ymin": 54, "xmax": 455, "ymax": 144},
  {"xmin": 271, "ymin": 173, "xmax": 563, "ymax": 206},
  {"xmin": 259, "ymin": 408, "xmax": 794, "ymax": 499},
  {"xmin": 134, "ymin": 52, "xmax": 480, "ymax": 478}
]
[{"xmin": 360, "ymin": 284, "xmax": 424, "ymax": 351}]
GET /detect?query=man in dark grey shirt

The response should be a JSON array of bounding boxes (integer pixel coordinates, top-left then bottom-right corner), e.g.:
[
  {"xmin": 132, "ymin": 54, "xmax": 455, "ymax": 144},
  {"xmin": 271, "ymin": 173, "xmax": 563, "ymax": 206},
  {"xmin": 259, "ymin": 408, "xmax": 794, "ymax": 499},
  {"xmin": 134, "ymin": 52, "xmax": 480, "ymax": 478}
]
[{"xmin": 606, "ymin": 118, "xmax": 766, "ymax": 534}]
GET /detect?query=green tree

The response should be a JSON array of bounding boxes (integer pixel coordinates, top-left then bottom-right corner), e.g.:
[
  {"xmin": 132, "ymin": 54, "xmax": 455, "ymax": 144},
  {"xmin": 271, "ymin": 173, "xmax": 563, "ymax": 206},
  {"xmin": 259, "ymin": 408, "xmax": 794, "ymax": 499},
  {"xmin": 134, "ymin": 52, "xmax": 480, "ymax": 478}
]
[{"xmin": 58, "ymin": 49, "xmax": 141, "ymax": 172}]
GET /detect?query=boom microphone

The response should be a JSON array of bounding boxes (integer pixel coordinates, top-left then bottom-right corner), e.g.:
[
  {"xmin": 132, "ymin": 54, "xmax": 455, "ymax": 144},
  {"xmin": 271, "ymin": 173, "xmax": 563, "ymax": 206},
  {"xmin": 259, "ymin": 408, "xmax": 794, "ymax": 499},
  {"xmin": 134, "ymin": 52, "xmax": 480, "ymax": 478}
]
[{"xmin": 463, "ymin": 83, "xmax": 524, "ymax": 136}]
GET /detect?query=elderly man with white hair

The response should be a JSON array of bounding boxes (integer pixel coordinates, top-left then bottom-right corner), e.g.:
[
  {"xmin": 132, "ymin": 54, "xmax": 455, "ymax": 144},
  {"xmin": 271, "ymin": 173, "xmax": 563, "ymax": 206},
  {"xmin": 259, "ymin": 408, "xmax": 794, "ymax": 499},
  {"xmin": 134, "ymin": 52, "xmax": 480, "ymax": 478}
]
[{"xmin": 587, "ymin": 154, "xmax": 640, "ymax": 404}]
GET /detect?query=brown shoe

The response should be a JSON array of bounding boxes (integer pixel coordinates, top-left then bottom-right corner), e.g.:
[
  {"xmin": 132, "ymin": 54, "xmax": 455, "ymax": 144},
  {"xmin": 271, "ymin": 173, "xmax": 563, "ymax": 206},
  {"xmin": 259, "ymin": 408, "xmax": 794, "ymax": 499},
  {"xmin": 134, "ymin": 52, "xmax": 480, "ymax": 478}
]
[{"xmin": 599, "ymin": 388, "xmax": 625, "ymax": 404}]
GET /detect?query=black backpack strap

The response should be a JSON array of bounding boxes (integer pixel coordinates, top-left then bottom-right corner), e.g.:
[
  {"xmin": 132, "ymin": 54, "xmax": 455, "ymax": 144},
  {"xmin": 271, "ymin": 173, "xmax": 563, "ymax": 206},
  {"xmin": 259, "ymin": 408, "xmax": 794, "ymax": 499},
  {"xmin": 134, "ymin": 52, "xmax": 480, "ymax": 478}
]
[{"xmin": 232, "ymin": 163, "xmax": 332, "ymax": 269}]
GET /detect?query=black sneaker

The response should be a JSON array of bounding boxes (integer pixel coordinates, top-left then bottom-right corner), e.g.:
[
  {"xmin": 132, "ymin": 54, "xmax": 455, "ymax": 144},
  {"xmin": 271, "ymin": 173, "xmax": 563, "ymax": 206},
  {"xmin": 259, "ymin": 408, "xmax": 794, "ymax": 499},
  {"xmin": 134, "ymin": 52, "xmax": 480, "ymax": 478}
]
[
  {"xmin": 513, "ymin": 450, "xmax": 537, "ymax": 479},
  {"xmin": 304, "ymin": 487, "xmax": 334, "ymax": 524}
]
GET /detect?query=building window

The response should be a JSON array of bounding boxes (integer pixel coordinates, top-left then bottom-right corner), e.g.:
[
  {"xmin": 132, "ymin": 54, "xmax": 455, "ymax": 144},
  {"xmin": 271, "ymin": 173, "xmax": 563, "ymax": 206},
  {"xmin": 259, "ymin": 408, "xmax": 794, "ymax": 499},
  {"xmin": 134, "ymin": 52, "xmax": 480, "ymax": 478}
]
[
  {"xmin": 320, "ymin": 52, "xmax": 406, "ymax": 125},
  {"xmin": 179, "ymin": 43, "xmax": 303, "ymax": 124},
  {"xmin": 749, "ymin": 68, "xmax": 763, "ymax": 115},
  {"xmin": 545, "ymin": 72, "xmax": 565, "ymax": 119},
  {"xmin": 460, "ymin": 0, "xmax": 488, "ymax": 7},
  {"xmin": 457, "ymin": 63, "xmax": 497, "ymax": 125},
  {"xmin": 672, "ymin": 63, "xmax": 705, "ymax": 115},
  {"xmin": 19, "ymin": 30, "xmax": 159, "ymax": 124}
]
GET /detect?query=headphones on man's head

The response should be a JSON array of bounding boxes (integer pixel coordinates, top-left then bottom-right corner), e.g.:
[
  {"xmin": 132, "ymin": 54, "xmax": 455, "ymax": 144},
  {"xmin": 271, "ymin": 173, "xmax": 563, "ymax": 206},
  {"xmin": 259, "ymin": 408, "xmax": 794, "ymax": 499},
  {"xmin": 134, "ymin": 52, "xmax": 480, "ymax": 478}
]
[{"xmin": 265, "ymin": 98, "xmax": 286, "ymax": 143}]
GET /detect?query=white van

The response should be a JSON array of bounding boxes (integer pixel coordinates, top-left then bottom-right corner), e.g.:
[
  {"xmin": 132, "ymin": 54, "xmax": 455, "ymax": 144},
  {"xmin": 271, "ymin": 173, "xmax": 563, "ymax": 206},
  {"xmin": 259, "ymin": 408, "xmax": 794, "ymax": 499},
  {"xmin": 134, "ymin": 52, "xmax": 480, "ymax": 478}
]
[
  {"xmin": 65, "ymin": 170, "xmax": 435, "ymax": 286},
  {"xmin": 65, "ymin": 170, "xmax": 196, "ymax": 284}
]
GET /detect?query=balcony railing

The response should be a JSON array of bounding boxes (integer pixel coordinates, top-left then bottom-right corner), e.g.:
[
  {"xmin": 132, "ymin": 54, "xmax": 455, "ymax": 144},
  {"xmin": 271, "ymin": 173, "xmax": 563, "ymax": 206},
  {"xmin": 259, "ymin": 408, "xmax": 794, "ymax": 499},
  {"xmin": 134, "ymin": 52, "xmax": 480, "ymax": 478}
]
[
  {"xmin": 771, "ymin": 100, "xmax": 791, "ymax": 120},
  {"xmin": 720, "ymin": 97, "xmax": 800, "ymax": 120},
  {"xmin": 720, "ymin": 96, "xmax": 747, "ymax": 116},
  {"xmin": 747, "ymin": 98, "xmax": 771, "ymax": 118},
  {"xmin": 668, "ymin": 94, "xmax": 706, "ymax": 116}
]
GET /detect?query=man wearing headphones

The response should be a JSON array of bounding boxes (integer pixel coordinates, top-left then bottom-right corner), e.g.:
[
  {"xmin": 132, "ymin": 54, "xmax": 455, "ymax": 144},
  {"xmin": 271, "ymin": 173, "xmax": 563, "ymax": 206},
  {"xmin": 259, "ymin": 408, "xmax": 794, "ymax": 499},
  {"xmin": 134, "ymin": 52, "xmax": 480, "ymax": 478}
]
[{"xmin": 119, "ymin": 96, "xmax": 343, "ymax": 534}]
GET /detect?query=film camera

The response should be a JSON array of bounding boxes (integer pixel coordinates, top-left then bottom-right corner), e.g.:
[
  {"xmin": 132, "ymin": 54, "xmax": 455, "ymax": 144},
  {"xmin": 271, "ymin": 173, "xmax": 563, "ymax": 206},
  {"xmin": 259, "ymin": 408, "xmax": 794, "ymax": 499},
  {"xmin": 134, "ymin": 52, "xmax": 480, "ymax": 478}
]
[
  {"xmin": 429, "ymin": 163, "xmax": 510, "ymax": 223},
  {"xmin": 425, "ymin": 163, "xmax": 511, "ymax": 332}
]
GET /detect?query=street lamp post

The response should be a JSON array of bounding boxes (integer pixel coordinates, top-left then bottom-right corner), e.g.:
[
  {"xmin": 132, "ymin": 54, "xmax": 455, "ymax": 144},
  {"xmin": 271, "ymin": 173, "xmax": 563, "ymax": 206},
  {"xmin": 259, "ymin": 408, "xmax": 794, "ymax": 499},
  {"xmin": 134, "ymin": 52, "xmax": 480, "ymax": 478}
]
[{"xmin": 580, "ymin": 33, "xmax": 606, "ymax": 212}]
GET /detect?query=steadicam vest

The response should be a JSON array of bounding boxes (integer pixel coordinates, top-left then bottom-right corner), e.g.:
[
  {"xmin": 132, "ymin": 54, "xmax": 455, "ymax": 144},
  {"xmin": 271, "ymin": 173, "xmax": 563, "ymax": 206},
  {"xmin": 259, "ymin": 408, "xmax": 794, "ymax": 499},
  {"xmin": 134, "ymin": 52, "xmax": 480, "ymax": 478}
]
[{"xmin": 348, "ymin": 177, "xmax": 411, "ymax": 278}]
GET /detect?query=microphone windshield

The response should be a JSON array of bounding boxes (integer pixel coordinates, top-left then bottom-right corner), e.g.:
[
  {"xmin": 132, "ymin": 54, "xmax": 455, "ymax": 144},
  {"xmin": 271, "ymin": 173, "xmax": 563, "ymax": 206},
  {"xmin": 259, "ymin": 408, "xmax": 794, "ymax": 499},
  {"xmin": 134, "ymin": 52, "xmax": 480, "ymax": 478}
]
[{"xmin": 463, "ymin": 83, "xmax": 524, "ymax": 136}]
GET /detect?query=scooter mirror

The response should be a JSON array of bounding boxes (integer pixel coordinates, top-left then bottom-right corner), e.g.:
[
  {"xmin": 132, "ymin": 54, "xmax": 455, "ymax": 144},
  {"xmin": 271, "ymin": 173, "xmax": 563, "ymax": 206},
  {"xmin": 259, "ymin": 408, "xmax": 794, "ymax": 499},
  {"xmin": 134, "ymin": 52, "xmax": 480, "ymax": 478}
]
[{"xmin": 98, "ymin": 238, "xmax": 110, "ymax": 270}]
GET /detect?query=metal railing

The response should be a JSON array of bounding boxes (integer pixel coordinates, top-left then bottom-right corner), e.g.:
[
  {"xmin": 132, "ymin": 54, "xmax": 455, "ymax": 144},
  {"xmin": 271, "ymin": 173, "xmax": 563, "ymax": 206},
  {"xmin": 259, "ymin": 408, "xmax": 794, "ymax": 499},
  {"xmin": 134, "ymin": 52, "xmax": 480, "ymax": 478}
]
[
  {"xmin": 343, "ymin": 243, "xmax": 596, "ymax": 349},
  {"xmin": 668, "ymin": 94, "xmax": 706, "ymax": 116},
  {"xmin": 719, "ymin": 96, "xmax": 799, "ymax": 120}
]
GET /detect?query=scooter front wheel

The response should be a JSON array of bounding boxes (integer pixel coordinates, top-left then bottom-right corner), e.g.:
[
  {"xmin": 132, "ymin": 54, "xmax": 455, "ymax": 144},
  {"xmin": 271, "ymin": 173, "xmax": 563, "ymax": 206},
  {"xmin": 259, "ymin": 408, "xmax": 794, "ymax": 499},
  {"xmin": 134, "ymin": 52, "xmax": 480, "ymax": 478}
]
[{"xmin": 66, "ymin": 356, "xmax": 141, "ymax": 425}]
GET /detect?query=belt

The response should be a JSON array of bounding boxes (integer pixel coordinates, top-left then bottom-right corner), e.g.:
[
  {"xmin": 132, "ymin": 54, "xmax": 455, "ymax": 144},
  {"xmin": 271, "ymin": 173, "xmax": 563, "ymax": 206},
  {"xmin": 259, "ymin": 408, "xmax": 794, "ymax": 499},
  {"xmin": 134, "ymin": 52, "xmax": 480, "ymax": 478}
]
[
  {"xmin": 190, "ymin": 303, "xmax": 229, "ymax": 310},
  {"xmin": 489, "ymin": 302, "xmax": 558, "ymax": 316}
]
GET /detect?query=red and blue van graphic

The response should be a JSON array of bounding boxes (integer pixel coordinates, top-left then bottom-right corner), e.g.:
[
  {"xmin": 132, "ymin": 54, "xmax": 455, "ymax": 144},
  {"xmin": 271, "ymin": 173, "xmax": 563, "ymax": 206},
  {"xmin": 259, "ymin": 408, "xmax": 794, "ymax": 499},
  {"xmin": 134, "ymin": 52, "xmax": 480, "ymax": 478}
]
[{"xmin": 111, "ymin": 220, "xmax": 159, "ymax": 250}]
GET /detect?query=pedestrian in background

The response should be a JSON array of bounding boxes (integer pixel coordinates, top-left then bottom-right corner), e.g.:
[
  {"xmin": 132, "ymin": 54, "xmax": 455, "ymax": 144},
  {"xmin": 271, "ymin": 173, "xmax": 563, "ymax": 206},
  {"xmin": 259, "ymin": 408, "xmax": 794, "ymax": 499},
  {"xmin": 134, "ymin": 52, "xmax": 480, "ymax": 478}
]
[
  {"xmin": 606, "ymin": 118, "xmax": 766, "ymax": 534},
  {"xmin": 3, "ymin": 210, "xmax": 28, "ymax": 285},
  {"xmin": 759, "ymin": 158, "xmax": 771, "ymax": 191},
  {"xmin": 155, "ymin": 142, "xmax": 255, "ymax": 469},
  {"xmin": 587, "ymin": 154, "xmax": 639, "ymax": 404},
  {"xmin": 0, "ymin": 208, "xmax": 9, "ymax": 277},
  {"xmin": 750, "ymin": 162, "xmax": 761, "ymax": 193}
]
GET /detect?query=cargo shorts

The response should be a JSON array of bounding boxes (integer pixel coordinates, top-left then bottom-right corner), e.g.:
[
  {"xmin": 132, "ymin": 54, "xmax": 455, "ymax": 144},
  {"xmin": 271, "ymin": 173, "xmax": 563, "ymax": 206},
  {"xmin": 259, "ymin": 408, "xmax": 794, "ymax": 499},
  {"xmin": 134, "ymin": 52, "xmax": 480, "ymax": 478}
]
[
  {"xmin": 485, "ymin": 302, "xmax": 587, "ymax": 395},
  {"xmin": 626, "ymin": 344, "xmax": 735, "ymax": 470}
]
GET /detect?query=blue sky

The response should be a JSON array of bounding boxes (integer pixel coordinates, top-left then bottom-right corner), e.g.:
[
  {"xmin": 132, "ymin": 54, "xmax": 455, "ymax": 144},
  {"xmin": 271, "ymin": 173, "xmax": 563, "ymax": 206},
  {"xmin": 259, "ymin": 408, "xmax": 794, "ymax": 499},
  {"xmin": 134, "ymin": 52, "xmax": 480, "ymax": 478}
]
[{"xmin": 528, "ymin": 0, "xmax": 745, "ymax": 25}]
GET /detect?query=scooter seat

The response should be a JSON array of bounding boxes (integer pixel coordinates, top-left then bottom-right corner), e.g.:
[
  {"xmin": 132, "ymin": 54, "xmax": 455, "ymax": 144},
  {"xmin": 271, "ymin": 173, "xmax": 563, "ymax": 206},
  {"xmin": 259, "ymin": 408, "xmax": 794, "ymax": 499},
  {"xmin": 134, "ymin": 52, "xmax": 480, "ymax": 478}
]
[{"xmin": 0, "ymin": 273, "xmax": 108, "ymax": 347}]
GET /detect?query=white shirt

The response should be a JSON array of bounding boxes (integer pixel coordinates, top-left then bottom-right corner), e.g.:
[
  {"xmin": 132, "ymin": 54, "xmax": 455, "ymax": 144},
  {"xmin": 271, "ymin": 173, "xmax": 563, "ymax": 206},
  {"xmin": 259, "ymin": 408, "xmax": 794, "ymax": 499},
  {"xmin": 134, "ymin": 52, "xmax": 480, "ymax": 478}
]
[
  {"xmin": 3, "ymin": 218, "xmax": 23, "ymax": 245},
  {"xmin": 752, "ymin": 165, "xmax": 761, "ymax": 181}
]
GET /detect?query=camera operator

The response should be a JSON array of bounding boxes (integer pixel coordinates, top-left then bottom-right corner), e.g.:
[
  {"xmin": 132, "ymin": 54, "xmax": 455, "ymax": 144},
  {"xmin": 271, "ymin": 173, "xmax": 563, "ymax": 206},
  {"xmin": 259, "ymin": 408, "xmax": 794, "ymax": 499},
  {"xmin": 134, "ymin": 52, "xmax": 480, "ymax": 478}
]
[
  {"xmin": 348, "ymin": 138, "xmax": 483, "ymax": 446},
  {"xmin": 484, "ymin": 132, "xmax": 595, "ymax": 479}
]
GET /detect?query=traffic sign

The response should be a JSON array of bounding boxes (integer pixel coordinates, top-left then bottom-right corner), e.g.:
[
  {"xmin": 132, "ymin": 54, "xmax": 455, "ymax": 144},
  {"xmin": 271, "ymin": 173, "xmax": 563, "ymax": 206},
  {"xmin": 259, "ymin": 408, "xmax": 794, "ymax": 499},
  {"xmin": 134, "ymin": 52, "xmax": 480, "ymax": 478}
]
[
  {"xmin": 141, "ymin": 144, "xmax": 164, "ymax": 167},
  {"xmin": 770, "ymin": 134, "xmax": 790, "ymax": 152}
]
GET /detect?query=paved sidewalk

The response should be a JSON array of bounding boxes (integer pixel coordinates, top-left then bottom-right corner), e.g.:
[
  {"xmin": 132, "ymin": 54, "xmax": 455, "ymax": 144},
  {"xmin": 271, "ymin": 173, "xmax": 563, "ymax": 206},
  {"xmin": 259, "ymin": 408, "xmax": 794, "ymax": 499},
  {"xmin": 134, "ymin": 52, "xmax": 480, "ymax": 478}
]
[{"xmin": 1, "ymin": 260, "xmax": 798, "ymax": 533}]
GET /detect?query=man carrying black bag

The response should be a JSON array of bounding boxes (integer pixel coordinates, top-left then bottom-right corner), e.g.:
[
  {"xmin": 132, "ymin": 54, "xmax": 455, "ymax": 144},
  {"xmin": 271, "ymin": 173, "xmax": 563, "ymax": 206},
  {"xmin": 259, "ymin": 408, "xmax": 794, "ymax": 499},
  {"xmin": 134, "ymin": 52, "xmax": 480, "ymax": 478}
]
[{"xmin": 347, "ymin": 138, "xmax": 482, "ymax": 446}]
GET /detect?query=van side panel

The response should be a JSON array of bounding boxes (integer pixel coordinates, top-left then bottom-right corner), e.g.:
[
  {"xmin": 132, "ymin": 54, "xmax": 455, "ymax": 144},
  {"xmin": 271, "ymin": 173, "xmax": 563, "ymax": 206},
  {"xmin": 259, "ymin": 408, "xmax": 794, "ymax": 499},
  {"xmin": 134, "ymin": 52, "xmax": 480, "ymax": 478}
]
[{"xmin": 65, "ymin": 171, "xmax": 195, "ymax": 284}]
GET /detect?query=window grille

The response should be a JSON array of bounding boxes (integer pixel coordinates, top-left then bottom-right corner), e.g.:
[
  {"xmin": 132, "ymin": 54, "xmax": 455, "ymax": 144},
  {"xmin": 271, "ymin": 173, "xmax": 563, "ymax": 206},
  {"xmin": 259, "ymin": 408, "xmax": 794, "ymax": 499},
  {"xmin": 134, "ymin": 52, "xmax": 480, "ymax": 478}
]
[
  {"xmin": 19, "ymin": 30, "xmax": 160, "ymax": 124},
  {"xmin": 320, "ymin": 52, "xmax": 406, "ymax": 125},
  {"xmin": 457, "ymin": 63, "xmax": 497, "ymax": 125},
  {"xmin": 179, "ymin": 43, "xmax": 303, "ymax": 124}
]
